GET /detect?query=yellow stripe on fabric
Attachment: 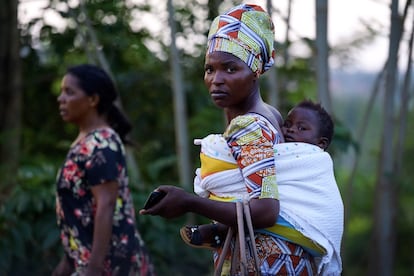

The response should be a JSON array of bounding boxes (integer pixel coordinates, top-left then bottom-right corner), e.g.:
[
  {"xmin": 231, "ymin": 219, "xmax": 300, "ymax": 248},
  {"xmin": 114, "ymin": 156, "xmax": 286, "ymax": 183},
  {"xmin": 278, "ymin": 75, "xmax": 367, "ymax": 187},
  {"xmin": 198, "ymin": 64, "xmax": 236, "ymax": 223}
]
[
  {"xmin": 265, "ymin": 224, "xmax": 327, "ymax": 255},
  {"xmin": 200, "ymin": 153, "xmax": 239, "ymax": 178},
  {"xmin": 208, "ymin": 194, "xmax": 236, "ymax": 202}
]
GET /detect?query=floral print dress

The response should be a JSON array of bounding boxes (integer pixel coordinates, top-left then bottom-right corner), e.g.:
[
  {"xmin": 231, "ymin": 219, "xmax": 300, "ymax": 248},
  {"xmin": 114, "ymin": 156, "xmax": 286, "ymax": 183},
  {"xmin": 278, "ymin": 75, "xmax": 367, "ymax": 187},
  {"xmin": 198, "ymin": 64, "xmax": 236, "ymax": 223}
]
[{"xmin": 56, "ymin": 128, "xmax": 154, "ymax": 275}]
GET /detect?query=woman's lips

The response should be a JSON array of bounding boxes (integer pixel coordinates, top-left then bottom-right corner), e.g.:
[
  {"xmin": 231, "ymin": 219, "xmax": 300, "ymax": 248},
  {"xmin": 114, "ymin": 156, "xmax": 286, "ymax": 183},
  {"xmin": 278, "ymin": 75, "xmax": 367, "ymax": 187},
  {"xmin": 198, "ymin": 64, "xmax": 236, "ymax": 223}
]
[
  {"xmin": 210, "ymin": 91, "xmax": 227, "ymax": 99},
  {"xmin": 59, "ymin": 108, "xmax": 67, "ymax": 116}
]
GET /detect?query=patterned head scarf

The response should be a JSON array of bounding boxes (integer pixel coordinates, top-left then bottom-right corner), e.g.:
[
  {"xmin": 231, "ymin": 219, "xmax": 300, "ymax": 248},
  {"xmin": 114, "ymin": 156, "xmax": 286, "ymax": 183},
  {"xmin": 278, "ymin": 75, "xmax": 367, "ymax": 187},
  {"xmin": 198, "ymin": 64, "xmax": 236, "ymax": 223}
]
[{"xmin": 207, "ymin": 4, "xmax": 275, "ymax": 75}]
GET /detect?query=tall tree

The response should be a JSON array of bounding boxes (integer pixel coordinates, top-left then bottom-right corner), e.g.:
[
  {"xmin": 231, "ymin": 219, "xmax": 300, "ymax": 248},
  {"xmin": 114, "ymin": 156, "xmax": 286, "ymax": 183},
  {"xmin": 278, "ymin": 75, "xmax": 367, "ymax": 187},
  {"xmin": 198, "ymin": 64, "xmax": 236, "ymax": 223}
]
[
  {"xmin": 167, "ymin": 0, "xmax": 191, "ymax": 190},
  {"xmin": 343, "ymin": 61, "xmax": 386, "ymax": 230},
  {"xmin": 0, "ymin": 0, "xmax": 21, "ymax": 204},
  {"xmin": 264, "ymin": 0, "xmax": 279, "ymax": 108},
  {"xmin": 207, "ymin": 0, "xmax": 221, "ymax": 23},
  {"xmin": 372, "ymin": 0, "xmax": 401, "ymax": 274},
  {"xmin": 394, "ymin": 0, "xmax": 413, "ymax": 175},
  {"xmin": 345, "ymin": 0, "xmax": 412, "ymax": 240},
  {"xmin": 315, "ymin": 0, "xmax": 332, "ymax": 113}
]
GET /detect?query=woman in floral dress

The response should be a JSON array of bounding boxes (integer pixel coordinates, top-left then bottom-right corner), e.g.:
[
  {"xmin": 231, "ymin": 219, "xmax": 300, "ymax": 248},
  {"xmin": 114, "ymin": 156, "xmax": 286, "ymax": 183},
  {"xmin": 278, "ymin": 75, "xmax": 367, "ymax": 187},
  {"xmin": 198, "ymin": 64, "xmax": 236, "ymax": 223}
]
[{"xmin": 53, "ymin": 64, "xmax": 155, "ymax": 276}]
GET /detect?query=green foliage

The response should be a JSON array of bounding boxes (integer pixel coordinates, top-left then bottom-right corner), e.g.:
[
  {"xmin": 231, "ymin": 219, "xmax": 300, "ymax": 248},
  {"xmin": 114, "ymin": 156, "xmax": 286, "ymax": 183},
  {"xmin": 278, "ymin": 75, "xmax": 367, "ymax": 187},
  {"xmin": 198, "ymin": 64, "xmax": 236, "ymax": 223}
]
[
  {"xmin": 396, "ymin": 111, "xmax": 414, "ymax": 275},
  {"xmin": 330, "ymin": 119, "xmax": 358, "ymax": 156},
  {"xmin": 0, "ymin": 163, "xmax": 60, "ymax": 275}
]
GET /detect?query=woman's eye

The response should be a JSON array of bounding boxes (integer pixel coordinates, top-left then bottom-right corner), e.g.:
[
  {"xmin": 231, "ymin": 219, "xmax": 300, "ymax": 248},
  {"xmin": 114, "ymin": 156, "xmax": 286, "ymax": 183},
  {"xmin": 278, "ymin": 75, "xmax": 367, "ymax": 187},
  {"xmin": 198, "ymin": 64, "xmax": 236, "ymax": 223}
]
[{"xmin": 226, "ymin": 67, "xmax": 236, "ymax": 73}]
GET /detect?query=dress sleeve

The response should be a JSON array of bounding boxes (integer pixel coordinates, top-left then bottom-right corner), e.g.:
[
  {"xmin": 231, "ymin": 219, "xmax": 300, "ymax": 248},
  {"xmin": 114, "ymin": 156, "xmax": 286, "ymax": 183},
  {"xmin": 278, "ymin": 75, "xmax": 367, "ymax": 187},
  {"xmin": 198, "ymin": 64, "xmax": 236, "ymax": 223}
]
[
  {"xmin": 223, "ymin": 115, "xmax": 279, "ymax": 200},
  {"xmin": 84, "ymin": 134, "xmax": 123, "ymax": 187}
]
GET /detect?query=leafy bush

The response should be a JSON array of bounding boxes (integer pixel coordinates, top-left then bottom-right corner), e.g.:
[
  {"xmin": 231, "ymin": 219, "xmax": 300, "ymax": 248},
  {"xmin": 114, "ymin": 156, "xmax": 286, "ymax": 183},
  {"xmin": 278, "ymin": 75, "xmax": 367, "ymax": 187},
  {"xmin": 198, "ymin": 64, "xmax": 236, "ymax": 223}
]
[{"xmin": 0, "ymin": 163, "xmax": 60, "ymax": 275}]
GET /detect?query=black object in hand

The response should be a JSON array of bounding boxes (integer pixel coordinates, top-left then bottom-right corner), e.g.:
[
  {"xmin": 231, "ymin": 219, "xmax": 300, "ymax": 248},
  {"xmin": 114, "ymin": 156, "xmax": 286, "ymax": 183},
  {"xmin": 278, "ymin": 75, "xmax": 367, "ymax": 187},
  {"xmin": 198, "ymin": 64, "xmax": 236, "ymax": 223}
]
[{"xmin": 143, "ymin": 191, "xmax": 166, "ymax": 209}]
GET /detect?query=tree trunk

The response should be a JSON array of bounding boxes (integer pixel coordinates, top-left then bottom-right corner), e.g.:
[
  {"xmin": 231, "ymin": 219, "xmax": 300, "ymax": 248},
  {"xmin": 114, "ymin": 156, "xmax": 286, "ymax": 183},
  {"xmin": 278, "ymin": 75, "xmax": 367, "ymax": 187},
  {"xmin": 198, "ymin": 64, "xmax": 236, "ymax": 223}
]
[
  {"xmin": 394, "ymin": 0, "xmax": 413, "ymax": 175},
  {"xmin": 276, "ymin": 0, "xmax": 292, "ymax": 107},
  {"xmin": 264, "ymin": 0, "xmax": 279, "ymax": 108},
  {"xmin": 207, "ymin": 0, "xmax": 220, "ymax": 23},
  {"xmin": 343, "ymin": 61, "xmax": 386, "ymax": 238},
  {"xmin": 315, "ymin": 0, "xmax": 332, "ymax": 113},
  {"xmin": 283, "ymin": 0, "xmax": 292, "ymax": 67},
  {"xmin": 167, "ymin": 0, "xmax": 191, "ymax": 190},
  {"xmin": 371, "ymin": 0, "xmax": 401, "ymax": 274},
  {"xmin": 0, "ymin": 0, "xmax": 22, "ymax": 204}
]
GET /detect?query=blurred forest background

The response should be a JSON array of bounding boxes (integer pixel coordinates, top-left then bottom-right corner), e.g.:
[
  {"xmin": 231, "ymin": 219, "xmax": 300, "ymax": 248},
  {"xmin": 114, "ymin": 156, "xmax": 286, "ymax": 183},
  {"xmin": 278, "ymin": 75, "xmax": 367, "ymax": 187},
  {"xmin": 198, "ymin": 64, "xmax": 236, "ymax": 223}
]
[{"xmin": 1, "ymin": 0, "xmax": 414, "ymax": 275}]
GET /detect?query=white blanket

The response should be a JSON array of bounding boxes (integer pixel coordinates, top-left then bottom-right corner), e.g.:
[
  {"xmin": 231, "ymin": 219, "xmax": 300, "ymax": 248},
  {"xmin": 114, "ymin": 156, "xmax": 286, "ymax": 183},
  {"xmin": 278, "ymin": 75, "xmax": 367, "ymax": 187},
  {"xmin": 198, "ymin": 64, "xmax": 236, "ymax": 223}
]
[
  {"xmin": 193, "ymin": 134, "xmax": 249, "ymax": 199},
  {"xmin": 194, "ymin": 136, "xmax": 344, "ymax": 275},
  {"xmin": 194, "ymin": 167, "xmax": 248, "ymax": 199},
  {"xmin": 274, "ymin": 142, "xmax": 343, "ymax": 275}
]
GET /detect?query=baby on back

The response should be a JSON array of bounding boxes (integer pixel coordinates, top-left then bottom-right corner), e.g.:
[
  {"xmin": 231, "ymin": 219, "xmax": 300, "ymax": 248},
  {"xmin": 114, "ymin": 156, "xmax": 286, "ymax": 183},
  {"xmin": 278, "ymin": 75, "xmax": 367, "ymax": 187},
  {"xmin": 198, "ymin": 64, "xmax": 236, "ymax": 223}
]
[{"xmin": 194, "ymin": 99, "xmax": 334, "ymax": 199}]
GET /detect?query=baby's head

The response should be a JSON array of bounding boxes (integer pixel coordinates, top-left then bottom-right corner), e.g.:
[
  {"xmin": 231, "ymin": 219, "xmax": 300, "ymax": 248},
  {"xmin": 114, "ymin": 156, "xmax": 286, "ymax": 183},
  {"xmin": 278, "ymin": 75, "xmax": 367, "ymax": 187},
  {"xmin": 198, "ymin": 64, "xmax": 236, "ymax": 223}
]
[{"xmin": 282, "ymin": 100, "xmax": 334, "ymax": 150}]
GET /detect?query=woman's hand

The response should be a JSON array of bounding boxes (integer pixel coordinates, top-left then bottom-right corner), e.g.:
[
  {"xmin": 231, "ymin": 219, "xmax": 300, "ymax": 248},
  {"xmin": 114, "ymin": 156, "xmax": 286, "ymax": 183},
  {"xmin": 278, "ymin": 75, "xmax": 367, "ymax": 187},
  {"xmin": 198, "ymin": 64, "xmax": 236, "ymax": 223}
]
[{"xmin": 139, "ymin": 185, "xmax": 191, "ymax": 219}]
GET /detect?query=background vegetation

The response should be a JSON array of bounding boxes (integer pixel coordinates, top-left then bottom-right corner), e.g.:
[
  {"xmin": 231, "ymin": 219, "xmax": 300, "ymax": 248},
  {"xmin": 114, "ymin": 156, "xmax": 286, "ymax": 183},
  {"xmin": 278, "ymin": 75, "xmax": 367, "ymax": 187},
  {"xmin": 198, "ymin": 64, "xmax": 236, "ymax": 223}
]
[{"xmin": 1, "ymin": 0, "xmax": 413, "ymax": 275}]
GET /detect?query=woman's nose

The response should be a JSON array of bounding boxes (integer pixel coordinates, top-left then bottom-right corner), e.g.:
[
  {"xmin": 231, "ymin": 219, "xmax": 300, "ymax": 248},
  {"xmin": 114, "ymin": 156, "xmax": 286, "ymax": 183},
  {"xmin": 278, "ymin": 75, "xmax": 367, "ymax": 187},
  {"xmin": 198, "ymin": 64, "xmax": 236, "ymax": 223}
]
[
  {"xmin": 211, "ymin": 71, "xmax": 224, "ymax": 84},
  {"xmin": 57, "ymin": 93, "xmax": 64, "ymax": 102}
]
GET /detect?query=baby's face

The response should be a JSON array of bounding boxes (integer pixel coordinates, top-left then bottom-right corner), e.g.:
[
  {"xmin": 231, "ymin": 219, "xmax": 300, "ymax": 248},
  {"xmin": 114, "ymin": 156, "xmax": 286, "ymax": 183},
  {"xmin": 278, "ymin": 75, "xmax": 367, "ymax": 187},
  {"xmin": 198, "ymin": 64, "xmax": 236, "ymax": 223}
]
[{"xmin": 282, "ymin": 107, "xmax": 321, "ymax": 146}]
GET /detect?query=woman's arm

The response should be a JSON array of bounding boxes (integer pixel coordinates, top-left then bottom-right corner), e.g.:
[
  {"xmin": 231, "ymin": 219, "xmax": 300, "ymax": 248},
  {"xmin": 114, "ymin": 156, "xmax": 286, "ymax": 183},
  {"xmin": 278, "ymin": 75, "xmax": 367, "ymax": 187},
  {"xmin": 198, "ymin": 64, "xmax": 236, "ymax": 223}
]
[
  {"xmin": 52, "ymin": 255, "xmax": 74, "ymax": 276},
  {"xmin": 83, "ymin": 181, "xmax": 118, "ymax": 275},
  {"xmin": 188, "ymin": 195, "xmax": 278, "ymax": 228},
  {"xmin": 140, "ymin": 185, "xmax": 278, "ymax": 229},
  {"xmin": 225, "ymin": 115, "xmax": 280, "ymax": 227}
]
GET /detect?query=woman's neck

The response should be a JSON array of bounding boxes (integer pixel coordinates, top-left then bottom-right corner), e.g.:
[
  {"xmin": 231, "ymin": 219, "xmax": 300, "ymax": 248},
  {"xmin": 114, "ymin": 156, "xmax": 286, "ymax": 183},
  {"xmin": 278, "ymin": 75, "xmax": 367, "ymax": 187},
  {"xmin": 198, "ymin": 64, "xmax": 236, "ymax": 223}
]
[
  {"xmin": 224, "ymin": 93, "xmax": 264, "ymax": 124},
  {"xmin": 80, "ymin": 116, "xmax": 108, "ymax": 133},
  {"xmin": 73, "ymin": 115, "xmax": 109, "ymax": 145}
]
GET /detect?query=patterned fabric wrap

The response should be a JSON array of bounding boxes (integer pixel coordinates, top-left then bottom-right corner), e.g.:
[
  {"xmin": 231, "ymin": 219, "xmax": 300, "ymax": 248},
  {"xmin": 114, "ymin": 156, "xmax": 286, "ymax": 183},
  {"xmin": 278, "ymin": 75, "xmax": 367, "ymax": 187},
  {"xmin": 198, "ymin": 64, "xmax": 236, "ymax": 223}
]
[
  {"xmin": 214, "ymin": 233, "xmax": 316, "ymax": 275},
  {"xmin": 224, "ymin": 114, "xmax": 281, "ymax": 200},
  {"xmin": 207, "ymin": 4, "xmax": 275, "ymax": 75}
]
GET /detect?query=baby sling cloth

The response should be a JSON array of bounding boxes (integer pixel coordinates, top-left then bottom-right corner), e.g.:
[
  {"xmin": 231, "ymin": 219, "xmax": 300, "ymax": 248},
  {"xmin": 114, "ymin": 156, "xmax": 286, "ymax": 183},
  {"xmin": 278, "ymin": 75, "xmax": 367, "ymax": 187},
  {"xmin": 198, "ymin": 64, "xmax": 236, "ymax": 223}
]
[{"xmin": 194, "ymin": 135, "xmax": 344, "ymax": 275}]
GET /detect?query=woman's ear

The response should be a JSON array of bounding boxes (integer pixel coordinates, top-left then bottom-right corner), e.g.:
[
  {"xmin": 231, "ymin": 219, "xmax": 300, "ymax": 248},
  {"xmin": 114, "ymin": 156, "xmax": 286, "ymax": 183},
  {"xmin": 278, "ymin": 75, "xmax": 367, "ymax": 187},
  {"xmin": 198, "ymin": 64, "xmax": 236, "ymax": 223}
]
[
  {"xmin": 318, "ymin": 137, "xmax": 329, "ymax": 151},
  {"xmin": 88, "ymin": 94, "xmax": 100, "ymax": 107}
]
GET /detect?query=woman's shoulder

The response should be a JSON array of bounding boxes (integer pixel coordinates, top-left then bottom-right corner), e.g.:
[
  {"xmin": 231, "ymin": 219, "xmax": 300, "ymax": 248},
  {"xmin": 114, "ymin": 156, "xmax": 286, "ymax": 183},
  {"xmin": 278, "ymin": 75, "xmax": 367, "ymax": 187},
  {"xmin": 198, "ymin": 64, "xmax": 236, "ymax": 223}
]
[
  {"xmin": 265, "ymin": 103, "xmax": 283, "ymax": 127},
  {"xmin": 83, "ymin": 127, "xmax": 117, "ymax": 143},
  {"xmin": 78, "ymin": 127, "xmax": 123, "ymax": 155},
  {"xmin": 224, "ymin": 113, "xmax": 281, "ymax": 143},
  {"xmin": 92, "ymin": 127, "xmax": 118, "ymax": 139},
  {"xmin": 228, "ymin": 113, "xmax": 279, "ymax": 133}
]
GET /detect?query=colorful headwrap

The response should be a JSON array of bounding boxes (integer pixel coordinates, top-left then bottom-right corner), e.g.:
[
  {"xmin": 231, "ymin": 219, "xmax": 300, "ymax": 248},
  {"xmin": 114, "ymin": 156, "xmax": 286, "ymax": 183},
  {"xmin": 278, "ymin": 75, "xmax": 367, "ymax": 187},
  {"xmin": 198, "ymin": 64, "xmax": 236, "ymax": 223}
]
[{"xmin": 207, "ymin": 4, "xmax": 275, "ymax": 75}]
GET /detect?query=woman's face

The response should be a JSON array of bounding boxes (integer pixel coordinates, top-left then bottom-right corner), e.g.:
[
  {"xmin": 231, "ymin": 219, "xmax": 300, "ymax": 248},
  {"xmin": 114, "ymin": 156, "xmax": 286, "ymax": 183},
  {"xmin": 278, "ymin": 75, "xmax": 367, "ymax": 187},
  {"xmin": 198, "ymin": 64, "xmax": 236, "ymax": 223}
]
[
  {"xmin": 282, "ymin": 107, "xmax": 322, "ymax": 147},
  {"xmin": 57, "ymin": 73, "xmax": 96, "ymax": 125},
  {"xmin": 204, "ymin": 51, "xmax": 257, "ymax": 110}
]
